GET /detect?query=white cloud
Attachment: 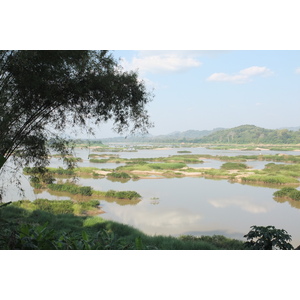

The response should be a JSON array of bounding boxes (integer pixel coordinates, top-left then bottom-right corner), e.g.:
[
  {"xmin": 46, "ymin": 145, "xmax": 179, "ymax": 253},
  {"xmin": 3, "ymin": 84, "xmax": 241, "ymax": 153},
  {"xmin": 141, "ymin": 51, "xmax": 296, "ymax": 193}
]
[
  {"xmin": 207, "ymin": 66, "xmax": 274, "ymax": 83},
  {"xmin": 121, "ymin": 51, "xmax": 202, "ymax": 74},
  {"xmin": 295, "ymin": 67, "xmax": 300, "ymax": 74}
]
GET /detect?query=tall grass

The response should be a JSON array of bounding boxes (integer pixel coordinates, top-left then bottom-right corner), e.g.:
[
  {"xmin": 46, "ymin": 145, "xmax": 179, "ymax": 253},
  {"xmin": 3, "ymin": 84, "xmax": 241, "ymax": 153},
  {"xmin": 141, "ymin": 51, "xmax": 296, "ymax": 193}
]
[
  {"xmin": 241, "ymin": 175, "xmax": 299, "ymax": 185},
  {"xmin": 273, "ymin": 187, "xmax": 300, "ymax": 200},
  {"xmin": 221, "ymin": 162, "xmax": 248, "ymax": 170},
  {"xmin": 0, "ymin": 204, "xmax": 244, "ymax": 249}
]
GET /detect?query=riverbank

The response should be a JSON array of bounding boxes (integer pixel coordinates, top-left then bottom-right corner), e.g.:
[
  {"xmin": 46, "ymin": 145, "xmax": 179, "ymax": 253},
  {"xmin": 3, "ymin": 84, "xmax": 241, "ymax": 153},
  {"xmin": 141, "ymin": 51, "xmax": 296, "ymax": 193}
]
[{"xmin": 0, "ymin": 203, "xmax": 246, "ymax": 250}]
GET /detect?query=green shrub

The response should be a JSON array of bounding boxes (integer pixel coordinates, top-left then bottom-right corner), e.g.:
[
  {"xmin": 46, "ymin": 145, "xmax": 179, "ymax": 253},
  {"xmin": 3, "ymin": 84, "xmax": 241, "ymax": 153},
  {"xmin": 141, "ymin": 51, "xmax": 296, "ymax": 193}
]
[
  {"xmin": 274, "ymin": 187, "xmax": 300, "ymax": 200},
  {"xmin": 221, "ymin": 162, "xmax": 248, "ymax": 170},
  {"xmin": 179, "ymin": 235, "xmax": 245, "ymax": 250},
  {"xmin": 107, "ymin": 172, "xmax": 131, "ymax": 179},
  {"xmin": 48, "ymin": 183, "xmax": 92, "ymax": 196},
  {"xmin": 177, "ymin": 151, "xmax": 192, "ymax": 153},
  {"xmin": 242, "ymin": 175, "xmax": 298, "ymax": 184},
  {"xmin": 244, "ymin": 225, "xmax": 293, "ymax": 250},
  {"xmin": 89, "ymin": 158, "xmax": 109, "ymax": 163},
  {"xmin": 105, "ymin": 190, "xmax": 141, "ymax": 200},
  {"xmin": 150, "ymin": 162, "xmax": 186, "ymax": 170},
  {"xmin": 48, "ymin": 167, "xmax": 75, "ymax": 175},
  {"xmin": 33, "ymin": 199, "xmax": 74, "ymax": 214}
]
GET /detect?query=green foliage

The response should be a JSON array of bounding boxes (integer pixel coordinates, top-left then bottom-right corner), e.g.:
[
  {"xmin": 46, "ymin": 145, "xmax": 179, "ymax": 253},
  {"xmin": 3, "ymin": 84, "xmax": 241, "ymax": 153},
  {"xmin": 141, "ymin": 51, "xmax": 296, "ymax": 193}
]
[
  {"xmin": 273, "ymin": 187, "xmax": 300, "ymax": 200},
  {"xmin": 221, "ymin": 162, "xmax": 248, "ymax": 170},
  {"xmin": 241, "ymin": 174, "xmax": 298, "ymax": 184},
  {"xmin": 179, "ymin": 235, "xmax": 245, "ymax": 250},
  {"xmin": 89, "ymin": 158, "xmax": 109, "ymax": 163},
  {"xmin": 48, "ymin": 183, "xmax": 93, "ymax": 196},
  {"xmin": 107, "ymin": 172, "xmax": 131, "ymax": 179},
  {"xmin": 0, "ymin": 50, "xmax": 152, "ymax": 198},
  {"xmin": 105, "ymin": 190, "xmax": 141, "ymax": 200},
  {"xmin": 23, "ymin": 166, "xmax": 55, "ymax": 187},
  {"xmin": 0, "ymin": 204, "xmax": 245, "ymax": 250},
  {"xmin": 47, "ymin": 167, "xmax": 75, "ymax": 176},
  {"xmin": 244, "ymin": 225, "xmax": 293, "ymax": 250},
  {"xmin": 150, "ymin": 162, "xmax": 186, "ymax": 170},
  {"xmin": 0, "ymin": 220, "xmax": 133, "ymax": 250},
  {"xmin": 11, "ymin": 198, "xmax": 100, "ymax": 215},
  {"xmin": 195, "ymin": 125, "xmax": 300, "ymax": 144}
]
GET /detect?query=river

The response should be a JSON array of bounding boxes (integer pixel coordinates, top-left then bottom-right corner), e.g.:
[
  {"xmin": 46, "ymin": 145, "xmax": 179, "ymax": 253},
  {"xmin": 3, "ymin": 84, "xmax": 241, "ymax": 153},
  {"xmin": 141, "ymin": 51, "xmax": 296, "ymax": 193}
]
[{"xmin": 3, "ymin": 146, "xmax": 300, "ymax": 247}]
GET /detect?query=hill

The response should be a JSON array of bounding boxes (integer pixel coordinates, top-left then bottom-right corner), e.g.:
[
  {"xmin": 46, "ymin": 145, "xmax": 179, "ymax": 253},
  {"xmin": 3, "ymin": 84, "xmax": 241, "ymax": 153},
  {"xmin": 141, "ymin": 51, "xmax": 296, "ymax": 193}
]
[
  {"xmin": 194, "ymin": 125, "xmax": 300, "ymax": 144},
  {"xmin": 100, "ymin": 128, "xmax": 224, "ymax": 143}
]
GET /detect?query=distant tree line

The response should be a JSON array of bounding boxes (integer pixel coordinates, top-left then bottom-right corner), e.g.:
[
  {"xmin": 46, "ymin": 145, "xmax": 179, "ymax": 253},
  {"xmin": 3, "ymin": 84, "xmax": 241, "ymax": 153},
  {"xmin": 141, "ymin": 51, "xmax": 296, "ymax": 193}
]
[{"xmin": 192, "ymin": 125, "xmax": 300, "ymax": 144}]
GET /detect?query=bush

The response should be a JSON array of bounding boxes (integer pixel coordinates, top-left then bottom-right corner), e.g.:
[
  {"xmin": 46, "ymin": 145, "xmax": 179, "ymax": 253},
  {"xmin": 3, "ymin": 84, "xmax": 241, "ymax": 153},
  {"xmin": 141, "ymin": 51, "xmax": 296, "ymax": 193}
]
[
  {"xmin": 274, "ymin": 187, "xmax": 300, "ymax": 200},
  {"xmin": 221, "ymin": 162, "xmax": 248, "ymax": 170},
  {"xmin": 150, "ymin": 163, "xmax": 186, "ymax": 170},
  {"xmin": 48, "ymin": 183, "xmax": 92, "ymax": 196},
  {"xmin": 107, "ymin": 172, "xmax": 131, "ymax": 179},
  {"xmin": 105, "ymin": 190, "xmax": 141, "ymax": 200},
  {"xmin": 244, "ymin": 225, "xmax": 293, "ymax": 250},
  {"xmin": 89, "ymin": 158, "xmax": 109, "ymax": 163},
  {"xmin": 179, "ymin": 235, "xmax": 245, "ymax": 250},
  {"xmin": 241, "ymin": 175, "xmax": 298, "ymax": 185},
  {"xmin": 48, "ymin": 167, "xmax": 75, "ymax": 176}
]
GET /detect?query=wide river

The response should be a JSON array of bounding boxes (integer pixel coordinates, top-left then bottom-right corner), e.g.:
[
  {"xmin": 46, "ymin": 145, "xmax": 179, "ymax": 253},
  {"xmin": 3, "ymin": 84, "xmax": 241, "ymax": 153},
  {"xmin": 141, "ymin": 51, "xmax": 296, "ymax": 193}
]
[{"xmin": 4, "ymin": 146, "xmax": 300, "ymax": 247}]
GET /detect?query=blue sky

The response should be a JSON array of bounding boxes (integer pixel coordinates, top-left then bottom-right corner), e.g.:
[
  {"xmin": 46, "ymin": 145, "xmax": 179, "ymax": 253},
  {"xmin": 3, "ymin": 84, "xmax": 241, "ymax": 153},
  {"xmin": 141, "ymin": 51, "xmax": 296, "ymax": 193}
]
[{"xmin": 92, "ymin": 50, "xmax": 300, "ymax": 138}]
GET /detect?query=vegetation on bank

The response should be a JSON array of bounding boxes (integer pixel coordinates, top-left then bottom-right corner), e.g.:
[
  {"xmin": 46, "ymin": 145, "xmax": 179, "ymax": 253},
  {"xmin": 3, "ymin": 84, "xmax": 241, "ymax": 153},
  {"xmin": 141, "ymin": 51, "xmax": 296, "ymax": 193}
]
[
  {"xmin": 47, "ymin": 183, "xmax": 141, "ymax": 201},
  {"xmin": 220, "ymin": 162, "xmax": 248, "ymax": 170},
  {"xmin": 0, "ymin": 203, "xmax": 295, "ymax": 250},
  {"xmin": 0, "ymin": 203, "xmax": 246, "ymax": 250},
  {"xmin": 11, "ymin": 198, "xmax": 100, "ymax": 215},
  {"xmin": 24, "ymin": 152, "xmax": 300, "ymax": 188},
  {"xmin": 273, "ymin": 187, "xmax": 300, "ymax": 201}
]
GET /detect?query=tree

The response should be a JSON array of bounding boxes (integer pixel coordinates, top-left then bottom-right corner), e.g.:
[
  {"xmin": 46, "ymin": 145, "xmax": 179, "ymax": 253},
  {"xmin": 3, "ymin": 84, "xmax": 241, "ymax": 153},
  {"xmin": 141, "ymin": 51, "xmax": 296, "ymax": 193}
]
[
  {"xmin": 244, "ymin": 225, "xmax": 294, "ymax": 250},
  {"xmin": 0, "ymin": 50, "xmax": 153, "ymax": 199}
]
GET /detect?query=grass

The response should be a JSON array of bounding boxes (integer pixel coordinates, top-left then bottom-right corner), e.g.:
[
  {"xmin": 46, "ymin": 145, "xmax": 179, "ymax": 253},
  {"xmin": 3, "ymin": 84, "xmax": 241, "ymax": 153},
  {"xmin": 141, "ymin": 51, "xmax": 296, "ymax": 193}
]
[
  {"xmin": 241, "ymin": 175, "xmax": 299, "ymax": 185},
  {"xmin": 106, "ymin": 172, "xmax": 131, "ymax": 179},
  {"xmin": 11, "ymin": 198, "xmax": 100, "ymax": 215},
  {"xmin": 221, "ymin": 162, "xmax": 248, "ymax": 170},
  {"xmin": 89, "ymin": 158, "xmax": 109, "ymax": 163},
  {"xmin": 0, "ymin": 203, "xmax": 245, "ymax": 250},
  {"xmin": 48, "ymin": 183, "xmax": 93, "ymax": 196},
  {"xmin": 273, "ymin": 187, "xmax": 300, "ymax": 200}
]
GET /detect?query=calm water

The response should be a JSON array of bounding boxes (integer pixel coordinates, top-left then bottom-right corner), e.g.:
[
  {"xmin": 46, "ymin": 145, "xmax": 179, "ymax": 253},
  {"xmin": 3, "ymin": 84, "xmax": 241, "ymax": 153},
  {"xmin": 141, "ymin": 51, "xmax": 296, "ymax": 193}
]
[{"xmin": 4, "ymin": 146, "xmax": 300, "ymax": 246}]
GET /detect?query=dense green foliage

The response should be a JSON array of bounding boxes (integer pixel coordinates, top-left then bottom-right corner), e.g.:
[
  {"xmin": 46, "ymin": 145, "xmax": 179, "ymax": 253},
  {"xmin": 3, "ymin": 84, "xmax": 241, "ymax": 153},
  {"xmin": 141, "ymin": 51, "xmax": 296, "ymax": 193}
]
[
  {"xmin": 48, "ymin": 183, "xmax": 93, "ymax": 196},
  {"xmin": 244, "ymin": 225, "xmax": 293, "ymax": 250},
  {"xmin": 0, "ymin": 204, "xmax": 223, "ymax": 250},
  {"xmin": 89, "ymin": 158, "xmax": 109, "ymax": 163},
  {"xmin": 11, "ymin": 198, "xmax": 100, "ymax": 215},
  {"xmin": 105, "ymin": 190, "xmax": 141, "ymax": 200},
  {"xmin": 106, "ymin": 172, "xmax": 131, "ymax": 179},
  {"xmin": 179, "ymin": 235, "xmax": 245, "ymax": 250},
  {"xmin": 273, "ymin": 187, "xmax": 300, "ymax": 200},
  {"xmin": 194, "ymin": 125, "xmax": 300, "ymax": 144},
  {"xmin": 0, "ymin": 50, "xmax": 152, "ymax": 199},
  {"xmin": 241, "ymin": 174, "xmax": 298, "ymax": 185},
  {"xmin": 221, "ymin": 162, "xmax": 248, "ymax": 170}
]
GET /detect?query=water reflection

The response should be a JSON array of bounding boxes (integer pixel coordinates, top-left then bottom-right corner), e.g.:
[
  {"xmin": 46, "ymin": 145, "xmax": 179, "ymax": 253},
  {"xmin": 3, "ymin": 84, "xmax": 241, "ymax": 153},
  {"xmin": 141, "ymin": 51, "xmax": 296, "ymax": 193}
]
[
  {"xmin": 3, "ymin": 146, "xmax": 300, "ymax": 247},
  {"xmin": 208, "ymin": 196, "xmax": 269, "ymax": 213},
  {"xmin": 273, "ymin": 196, "xmax": 300, "ymax": 209},
  {"xmin": 101, "ymin": 202, "xmax": 203, "ymax": 235}
]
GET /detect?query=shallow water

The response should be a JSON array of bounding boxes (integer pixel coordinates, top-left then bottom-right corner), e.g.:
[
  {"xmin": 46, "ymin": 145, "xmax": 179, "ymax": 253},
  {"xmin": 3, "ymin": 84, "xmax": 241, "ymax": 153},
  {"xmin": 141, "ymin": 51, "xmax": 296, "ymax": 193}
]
[{"xmin": 3, "ymin": 146, "xmax": 300, "ymax": 247}]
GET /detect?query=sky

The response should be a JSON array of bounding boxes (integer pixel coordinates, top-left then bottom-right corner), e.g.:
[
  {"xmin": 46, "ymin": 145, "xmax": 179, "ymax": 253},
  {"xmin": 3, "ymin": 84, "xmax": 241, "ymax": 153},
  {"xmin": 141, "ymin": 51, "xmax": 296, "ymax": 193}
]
[{"xmin": 87, "ymin": 50, "xmax": 300, "ymax": 138}]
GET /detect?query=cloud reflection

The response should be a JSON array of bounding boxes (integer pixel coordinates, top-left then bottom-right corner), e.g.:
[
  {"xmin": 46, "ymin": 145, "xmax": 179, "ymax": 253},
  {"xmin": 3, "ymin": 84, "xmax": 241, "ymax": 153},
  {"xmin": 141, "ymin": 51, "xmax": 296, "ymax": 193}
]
[
  {"xmin": 209, "ymin": 197, "xmax": 269, "ymax": 213},
  {"xmin": 102, "ymin": 205, "xmax": 203, "ymax": 235}
]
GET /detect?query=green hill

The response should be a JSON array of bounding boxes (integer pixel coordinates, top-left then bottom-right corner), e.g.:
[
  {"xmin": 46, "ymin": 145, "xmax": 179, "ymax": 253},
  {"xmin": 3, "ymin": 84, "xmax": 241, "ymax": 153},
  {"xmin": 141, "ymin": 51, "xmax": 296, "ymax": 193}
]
[{"xmin": 194, "ymin": 125, "xmax": 300, "ymax": 144}]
